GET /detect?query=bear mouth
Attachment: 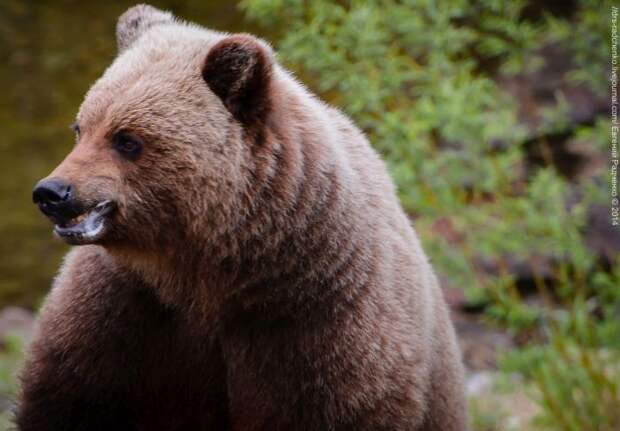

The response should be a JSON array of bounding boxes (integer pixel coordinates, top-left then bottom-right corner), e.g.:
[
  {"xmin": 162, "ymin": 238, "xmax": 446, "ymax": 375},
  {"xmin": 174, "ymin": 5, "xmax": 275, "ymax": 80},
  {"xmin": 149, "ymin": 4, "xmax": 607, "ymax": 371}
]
[{"xmin": 54, "ymin": 200, "xmax": 117, "ymax": 245}]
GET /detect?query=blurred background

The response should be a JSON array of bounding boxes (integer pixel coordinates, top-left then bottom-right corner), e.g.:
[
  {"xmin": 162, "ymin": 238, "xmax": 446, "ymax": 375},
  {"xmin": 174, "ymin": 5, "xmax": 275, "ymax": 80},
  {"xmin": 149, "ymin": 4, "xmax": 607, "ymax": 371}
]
[{"xmin": 0, "ymin": 1, "xmax": 617, "ymax": 430}]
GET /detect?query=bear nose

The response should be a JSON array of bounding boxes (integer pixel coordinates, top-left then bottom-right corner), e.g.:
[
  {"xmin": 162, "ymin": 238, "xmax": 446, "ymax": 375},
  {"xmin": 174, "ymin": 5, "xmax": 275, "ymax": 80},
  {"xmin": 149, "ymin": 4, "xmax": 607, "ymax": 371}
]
[{"xmin": 32, "ymin": 178, "xmax": 77, "ymax": 221}]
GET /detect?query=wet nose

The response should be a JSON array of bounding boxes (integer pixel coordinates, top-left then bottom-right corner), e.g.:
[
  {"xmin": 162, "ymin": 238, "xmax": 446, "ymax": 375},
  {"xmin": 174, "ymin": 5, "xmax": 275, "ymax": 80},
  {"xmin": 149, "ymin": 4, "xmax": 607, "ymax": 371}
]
[
  {"xmin": 33, "ymin": 178, "xmax": 72, "ymax": 205},
  {"xmin": 32, "ymin": 178, "xmax": 76, "ymax": 220}
]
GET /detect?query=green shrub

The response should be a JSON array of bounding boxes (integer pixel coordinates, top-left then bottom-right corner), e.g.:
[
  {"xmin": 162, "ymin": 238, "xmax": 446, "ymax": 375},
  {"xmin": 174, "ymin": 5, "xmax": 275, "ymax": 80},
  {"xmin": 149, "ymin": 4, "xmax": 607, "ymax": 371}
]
[{"xmin": 0, "ymin": 333, "xmax": 24, "ymax": 430}]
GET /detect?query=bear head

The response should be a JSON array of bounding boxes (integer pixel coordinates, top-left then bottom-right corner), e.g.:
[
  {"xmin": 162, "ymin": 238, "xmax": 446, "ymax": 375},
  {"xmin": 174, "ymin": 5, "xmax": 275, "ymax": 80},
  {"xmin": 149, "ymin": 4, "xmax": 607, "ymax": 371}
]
[{"xmin": 32, "ymin": 5, "xmax": 277, "ymax": 256}]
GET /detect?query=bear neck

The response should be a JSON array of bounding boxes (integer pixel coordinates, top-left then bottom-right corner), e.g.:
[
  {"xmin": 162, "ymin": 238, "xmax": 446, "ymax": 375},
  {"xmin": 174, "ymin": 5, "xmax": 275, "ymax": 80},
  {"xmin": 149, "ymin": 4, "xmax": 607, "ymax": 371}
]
[
  {"xmin": 117, "ymin": 81, "xmax": 381, "ymax": 326},
  {"xmin": 215, "ymin": 86, "xmax": 380, "ymax": 325}
]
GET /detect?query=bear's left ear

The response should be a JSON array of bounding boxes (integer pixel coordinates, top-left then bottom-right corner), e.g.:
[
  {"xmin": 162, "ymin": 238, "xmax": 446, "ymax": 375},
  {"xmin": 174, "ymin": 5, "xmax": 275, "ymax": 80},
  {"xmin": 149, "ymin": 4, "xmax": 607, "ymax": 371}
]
[
  {"xmin": 202, "ymin": 35, "xmax": 274, "ymax": 126},
  {"xmin": 117, "ymin": 4, "xmax": 175, "ymax": 53}
]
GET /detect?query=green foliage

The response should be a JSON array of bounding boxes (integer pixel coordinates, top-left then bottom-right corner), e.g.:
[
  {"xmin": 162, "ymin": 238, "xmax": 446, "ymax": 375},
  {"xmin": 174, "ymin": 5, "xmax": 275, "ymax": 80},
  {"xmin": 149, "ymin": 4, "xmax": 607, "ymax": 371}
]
[
  {"xmin": 0, "ymin": 333, "xmax": 25, "ymax": 429},
  {"xmin": 501, "ymin": 265, "xmax": 620, "ymax": 430},
  {"xmin": 242, "ymin": 0, "xmax": 618, "ymax": 429},
  {"xmin": 468, "ymin": 397, "xmax": 512, "ymax": 431}
]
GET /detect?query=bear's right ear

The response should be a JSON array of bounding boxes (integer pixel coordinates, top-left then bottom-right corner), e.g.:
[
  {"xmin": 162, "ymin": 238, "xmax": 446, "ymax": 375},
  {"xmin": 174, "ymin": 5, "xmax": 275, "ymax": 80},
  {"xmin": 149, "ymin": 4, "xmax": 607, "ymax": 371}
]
[
  {"xmin": 116, "ymin": 4, "xmax": 174, "ymax": 53},
  {"xmin": 202, "ymin": 35, "xmax": 274, "ymax": 127}
]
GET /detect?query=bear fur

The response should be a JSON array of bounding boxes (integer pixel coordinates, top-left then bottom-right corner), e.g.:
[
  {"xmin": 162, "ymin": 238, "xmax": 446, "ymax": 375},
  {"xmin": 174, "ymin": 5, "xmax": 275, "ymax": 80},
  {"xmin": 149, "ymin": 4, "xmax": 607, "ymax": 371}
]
[{"xmin": 17, "ymin": 4, "xmax": 467, "ymax": 430}]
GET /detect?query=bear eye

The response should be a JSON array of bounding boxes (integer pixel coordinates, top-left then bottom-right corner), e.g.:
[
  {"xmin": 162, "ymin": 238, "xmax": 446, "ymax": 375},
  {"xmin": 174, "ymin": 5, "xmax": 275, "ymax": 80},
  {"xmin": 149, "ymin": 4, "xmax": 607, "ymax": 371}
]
[{"xmin": 113, "ymin": 132, "xmax": 143, "ymax": 160}]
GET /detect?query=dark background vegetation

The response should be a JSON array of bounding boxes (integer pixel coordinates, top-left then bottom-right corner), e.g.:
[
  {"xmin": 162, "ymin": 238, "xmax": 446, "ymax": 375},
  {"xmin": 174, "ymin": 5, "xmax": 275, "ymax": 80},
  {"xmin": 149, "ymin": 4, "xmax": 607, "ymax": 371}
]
[{"xmin": 0, "ymin": 1, "xmax": 617, "ymax": 430}]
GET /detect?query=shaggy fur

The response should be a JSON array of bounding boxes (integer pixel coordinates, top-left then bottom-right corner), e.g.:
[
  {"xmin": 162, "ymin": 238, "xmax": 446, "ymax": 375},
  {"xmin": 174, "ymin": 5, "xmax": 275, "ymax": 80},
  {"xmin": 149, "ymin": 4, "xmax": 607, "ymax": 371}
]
[{"xmin": 17, "ymin": 4, "xmax": 467, "ymax": 430}]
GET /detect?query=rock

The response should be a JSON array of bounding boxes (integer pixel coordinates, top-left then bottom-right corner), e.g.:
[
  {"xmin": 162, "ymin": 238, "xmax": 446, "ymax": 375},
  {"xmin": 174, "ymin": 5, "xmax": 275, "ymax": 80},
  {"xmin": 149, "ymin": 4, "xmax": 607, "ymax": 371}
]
[
  {"xmin": 453, "ymin": 312, "xmax": 515, "ymax": 371},
  {"xmin": 466, "ymin": 370, "xmax": 494, "ymax": 397},
  {"xmin": 468, "ymin": 372, "xmax": 541, "ymax": 431},
  {"xmin": 0, "ymin": 306, "xmax": 35, "ymax": 348}
]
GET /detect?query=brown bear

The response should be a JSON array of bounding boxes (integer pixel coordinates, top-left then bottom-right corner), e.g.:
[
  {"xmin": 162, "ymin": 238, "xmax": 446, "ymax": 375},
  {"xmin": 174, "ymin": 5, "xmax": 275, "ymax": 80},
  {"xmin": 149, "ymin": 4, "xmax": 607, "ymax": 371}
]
[{"xmin": 19, "ymin": 4, "xmax": 466, "ymax": 430}]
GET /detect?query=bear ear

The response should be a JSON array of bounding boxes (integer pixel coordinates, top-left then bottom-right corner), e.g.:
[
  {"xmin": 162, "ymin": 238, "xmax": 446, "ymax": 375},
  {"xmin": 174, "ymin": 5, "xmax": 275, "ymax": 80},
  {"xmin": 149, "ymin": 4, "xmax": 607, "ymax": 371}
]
[
  {"xmin": 116, "ymin": 4, "xmax": 174, "ymax": 53},
  {"xmin": 202, "ymin": 35, "xmax": 274, "ymax": 126}
]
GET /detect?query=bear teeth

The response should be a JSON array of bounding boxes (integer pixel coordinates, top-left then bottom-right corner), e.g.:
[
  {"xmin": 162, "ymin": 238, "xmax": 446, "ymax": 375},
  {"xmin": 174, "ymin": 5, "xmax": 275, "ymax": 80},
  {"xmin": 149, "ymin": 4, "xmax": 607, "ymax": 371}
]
[
  {"xmin": 53, "ymin": 200, "xmax": 116, "ymax": 245},
  {"xmin": 65, "ymin": 212, "xmax": 88, "ymax": 227}
]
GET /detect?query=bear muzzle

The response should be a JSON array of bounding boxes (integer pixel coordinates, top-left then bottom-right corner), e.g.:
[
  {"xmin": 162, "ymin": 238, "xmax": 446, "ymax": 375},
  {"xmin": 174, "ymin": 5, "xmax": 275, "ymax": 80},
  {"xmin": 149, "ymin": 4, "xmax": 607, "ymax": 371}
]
[{"xmin": 33, "ymin": 177, "xmax": 117, "ymax": 245}]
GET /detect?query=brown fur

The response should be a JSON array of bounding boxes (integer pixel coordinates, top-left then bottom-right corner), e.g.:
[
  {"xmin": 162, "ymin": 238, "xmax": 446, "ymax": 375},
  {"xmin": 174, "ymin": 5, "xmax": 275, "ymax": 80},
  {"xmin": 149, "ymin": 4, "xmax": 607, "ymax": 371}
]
[{"xmin": 17, "ymin": 4, "xmax": 467, "ymax": 430}]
